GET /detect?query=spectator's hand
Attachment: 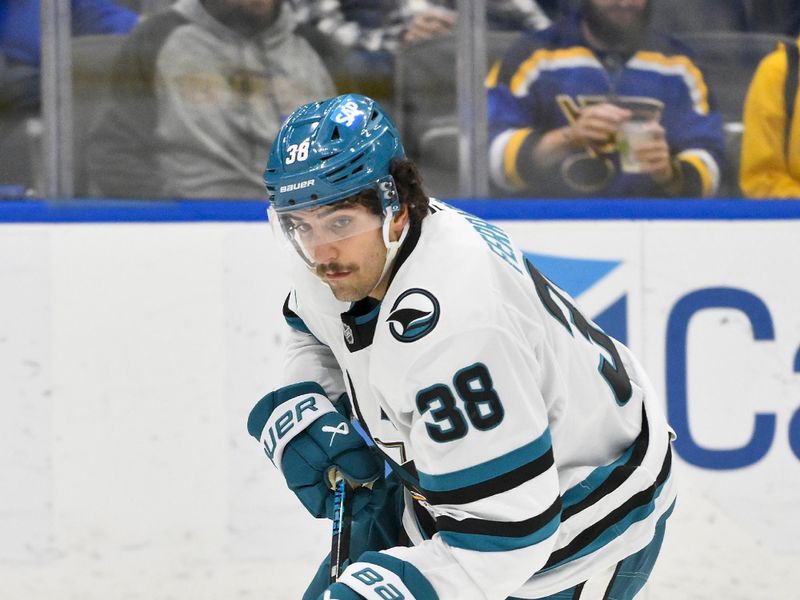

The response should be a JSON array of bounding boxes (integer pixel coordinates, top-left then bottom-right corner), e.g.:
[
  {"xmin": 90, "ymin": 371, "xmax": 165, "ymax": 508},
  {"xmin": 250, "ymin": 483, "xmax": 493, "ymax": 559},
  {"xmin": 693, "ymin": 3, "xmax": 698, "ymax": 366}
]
[
  {"xmin": 403, "ymin": 8, "xmax": 456, "ymax": 43},
  {"xmin": 631, "ymin": 121, "xmax": 675, "ymax": 184},
  {"xmin": 570, "ymin": 103, "xmax": 632, "ymax": 150}
]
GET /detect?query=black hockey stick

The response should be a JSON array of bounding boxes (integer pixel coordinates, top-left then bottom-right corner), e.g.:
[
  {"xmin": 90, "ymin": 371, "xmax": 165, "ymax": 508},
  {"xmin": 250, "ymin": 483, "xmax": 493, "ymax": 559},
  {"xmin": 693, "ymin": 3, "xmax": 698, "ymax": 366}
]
[{"xmin": 330, "ymin": 475, "xmax": 354, "ymax": 583}]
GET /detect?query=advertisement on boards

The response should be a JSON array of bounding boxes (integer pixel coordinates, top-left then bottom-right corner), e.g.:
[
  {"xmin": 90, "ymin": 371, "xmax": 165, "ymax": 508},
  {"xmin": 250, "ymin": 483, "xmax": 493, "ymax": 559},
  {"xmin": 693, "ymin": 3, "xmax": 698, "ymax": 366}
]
[
  {"xmin": 504, "ymin": 219, "xmax": 800, "ymax": 597},
  {"xmin": 0, "ymin": 211, "xmax": 798, "ymax": 599}
]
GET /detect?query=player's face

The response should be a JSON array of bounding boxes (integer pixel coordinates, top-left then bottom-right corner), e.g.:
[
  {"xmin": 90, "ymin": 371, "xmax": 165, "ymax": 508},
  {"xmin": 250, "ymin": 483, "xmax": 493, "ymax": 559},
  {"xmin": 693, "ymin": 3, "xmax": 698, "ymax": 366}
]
[{"xmin": 284, "ymin": 203, "xmax": 405, "ymax": 302}]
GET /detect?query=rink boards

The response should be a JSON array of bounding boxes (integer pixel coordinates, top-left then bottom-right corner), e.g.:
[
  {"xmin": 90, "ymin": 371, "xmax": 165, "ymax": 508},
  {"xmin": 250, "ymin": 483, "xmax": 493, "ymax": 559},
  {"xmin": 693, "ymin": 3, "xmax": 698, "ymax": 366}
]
[{"xmin": 0, "ymin": 198, "xmax": 798, "ymax": 599}]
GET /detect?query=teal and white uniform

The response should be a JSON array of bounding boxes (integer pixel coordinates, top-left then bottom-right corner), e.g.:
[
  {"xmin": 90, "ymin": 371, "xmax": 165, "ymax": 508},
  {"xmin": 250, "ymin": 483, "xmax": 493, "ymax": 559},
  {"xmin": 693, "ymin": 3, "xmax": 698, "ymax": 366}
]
[{"xmin": 281, "ymin": 200, "xmax": 676, "ymax": 599}]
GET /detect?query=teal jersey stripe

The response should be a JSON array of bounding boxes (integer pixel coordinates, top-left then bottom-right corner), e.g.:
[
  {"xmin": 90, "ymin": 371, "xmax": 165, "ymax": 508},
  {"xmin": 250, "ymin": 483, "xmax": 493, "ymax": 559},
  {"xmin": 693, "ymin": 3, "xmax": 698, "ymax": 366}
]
[
  {"xmin": 544, "ymin": 475, "xmax": 672, "ymax": 572},
  {"xmin": 440, "ymin": 511, "xmax": 560, "ymax": 552},
  {"xmin": 284, "ymin": 314, "xmax": 311, "ymax": 334},
  {"xmin": 561, "ymin": 443, "xmax": 637, "ymax": 509},
  {"xmin": 417, "ymin": 429, "xmax": 552, "ymax": 493},
  {"xmin": 354, "ymin": 302, "xmax": 382, "ymax": 325}
]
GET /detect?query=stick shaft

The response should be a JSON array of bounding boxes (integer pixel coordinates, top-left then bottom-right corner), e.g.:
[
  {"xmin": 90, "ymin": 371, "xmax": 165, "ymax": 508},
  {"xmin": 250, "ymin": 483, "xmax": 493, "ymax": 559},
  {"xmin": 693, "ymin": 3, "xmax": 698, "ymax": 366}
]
[{"xmin": 330, "ymin": 477, "xmax": 353, "ymax": 583}]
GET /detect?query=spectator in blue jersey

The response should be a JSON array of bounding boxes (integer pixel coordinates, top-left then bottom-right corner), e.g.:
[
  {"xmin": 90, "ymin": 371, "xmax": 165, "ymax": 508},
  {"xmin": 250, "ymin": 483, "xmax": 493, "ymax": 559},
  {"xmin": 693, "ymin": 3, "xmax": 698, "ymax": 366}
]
[
  {"xmin": 86, "ymin": 0, "xmax": 335, "ymax": 199},
  {"xmin": 486, "ymin": 0, "xmax": 725, "ymax": 198},
  {"xmin": 0, "ymin": 0, "xmax": 138, "ymax": 191}
]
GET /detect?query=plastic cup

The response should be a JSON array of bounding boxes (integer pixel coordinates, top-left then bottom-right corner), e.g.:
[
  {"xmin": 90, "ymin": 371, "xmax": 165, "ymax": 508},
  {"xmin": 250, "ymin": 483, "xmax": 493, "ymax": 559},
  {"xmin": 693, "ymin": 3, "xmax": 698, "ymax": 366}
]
[{"xmin": 617, "ymin": 120, "xmax": 654, "ymax": 174}]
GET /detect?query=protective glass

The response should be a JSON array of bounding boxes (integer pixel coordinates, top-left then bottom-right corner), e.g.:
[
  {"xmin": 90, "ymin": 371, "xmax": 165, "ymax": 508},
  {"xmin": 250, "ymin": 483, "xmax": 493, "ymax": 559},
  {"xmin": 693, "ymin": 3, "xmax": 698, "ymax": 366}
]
[
  {"xmin": 269, "ymin": 197, "xmax": 386, "ymax": 268},
  {"xmin": 268, "ymin": 177, "xmax": 399, "ymax": 268}
]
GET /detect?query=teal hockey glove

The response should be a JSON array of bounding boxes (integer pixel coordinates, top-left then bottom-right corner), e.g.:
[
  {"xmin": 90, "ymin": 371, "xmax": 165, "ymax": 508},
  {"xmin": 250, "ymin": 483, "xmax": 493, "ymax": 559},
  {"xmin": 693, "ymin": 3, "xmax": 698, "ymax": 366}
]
[
  {"xmin": 247, "ymin": 382, "xmax": 384, "ymax": 519},
  {"xmin": 316, "ymin": 552, "xmax": 439, "ymax": 600}
]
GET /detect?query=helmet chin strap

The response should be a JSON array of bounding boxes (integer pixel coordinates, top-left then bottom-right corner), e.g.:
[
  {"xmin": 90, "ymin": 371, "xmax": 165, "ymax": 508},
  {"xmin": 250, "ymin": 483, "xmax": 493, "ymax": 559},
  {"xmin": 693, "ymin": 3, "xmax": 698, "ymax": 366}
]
[{"xmin": 368, "ymin": 207, "xmax": 410, "ymax": 298}]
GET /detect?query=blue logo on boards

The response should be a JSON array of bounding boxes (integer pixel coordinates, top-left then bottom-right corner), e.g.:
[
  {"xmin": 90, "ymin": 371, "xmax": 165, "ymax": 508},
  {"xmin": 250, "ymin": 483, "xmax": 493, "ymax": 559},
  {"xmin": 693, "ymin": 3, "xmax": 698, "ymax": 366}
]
[
  {"xmin": 524, "ymin": 252, "xmax": 627, "ymax": 344},
  {"xmin": 387, "ymin": 288, "xmax": 440, "ymax": 342},
  {"xmin": 527, "ymin": 252, "xmax": 800, "ymax": 469}
]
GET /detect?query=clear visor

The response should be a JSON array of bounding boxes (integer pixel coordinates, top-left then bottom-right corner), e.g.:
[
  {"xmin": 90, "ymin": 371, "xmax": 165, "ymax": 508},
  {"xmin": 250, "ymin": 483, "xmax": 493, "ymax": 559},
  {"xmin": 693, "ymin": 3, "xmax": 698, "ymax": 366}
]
[{"xmin": 268, "ymin": 201, "xmax": 387, "ymax": 268}]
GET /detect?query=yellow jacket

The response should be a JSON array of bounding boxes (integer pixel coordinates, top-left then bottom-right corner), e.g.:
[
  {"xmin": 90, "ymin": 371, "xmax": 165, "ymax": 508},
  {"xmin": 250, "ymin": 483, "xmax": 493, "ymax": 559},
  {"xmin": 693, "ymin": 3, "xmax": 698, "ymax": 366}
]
[{"xmin": 740, "ymin": 39, "xmax": 800, "ymax": 198}]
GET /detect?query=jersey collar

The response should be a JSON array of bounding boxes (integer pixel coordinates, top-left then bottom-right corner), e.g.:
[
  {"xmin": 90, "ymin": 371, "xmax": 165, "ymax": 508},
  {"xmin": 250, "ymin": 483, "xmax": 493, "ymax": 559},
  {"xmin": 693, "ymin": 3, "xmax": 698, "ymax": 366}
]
[{"xmin": 339, "ymin": 216, "xmax": 423, "ymax": 352}]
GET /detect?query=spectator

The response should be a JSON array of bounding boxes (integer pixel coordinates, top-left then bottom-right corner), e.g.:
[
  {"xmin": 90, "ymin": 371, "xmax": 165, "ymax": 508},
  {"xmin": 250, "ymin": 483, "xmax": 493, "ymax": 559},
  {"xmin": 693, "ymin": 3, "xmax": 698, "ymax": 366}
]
[
  {"xmin": 537, "ymin": 0, "xmax": 565, "ymax": 19},
  {"xmin": 454, "ymin": 0, "xmax": 553, "ymax": 30},
  {"xmin": 739, "ymin": 38, "xmax": 800, "ymax": 198},
  {"xmin": 290, "ymin": 1, "xmax": 551, "ymax": 104},
  {"xmin": 288, "ymin": 0, "xmax": 406, "ymax": 104},
  {"xmin": 487, "ymin": 0, "xmax": 725, "ymax": 198},
  {"xmin": 292, "ymin": 0, "xmax": 549, "ymax": 55},
  {"xmin": 0, "ymin": 0, "xmax": 138, "ymax": 191},
  {"xmin": 0, "ymin": 0, "xmax": 137, "ymax": 76},
  {"xmin": 87, "ymin": 0, "xmax": 334, "ymax": 199}
]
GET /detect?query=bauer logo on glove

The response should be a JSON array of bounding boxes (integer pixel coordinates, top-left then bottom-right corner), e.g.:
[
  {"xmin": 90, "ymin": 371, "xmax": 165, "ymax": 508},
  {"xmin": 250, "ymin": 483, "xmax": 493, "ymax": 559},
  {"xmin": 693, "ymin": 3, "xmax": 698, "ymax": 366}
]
[
  {"xmin": 254, "ymin": 386, "xmax": 335, "ymax": 467},
  {"xmin": 247, "ymin": 382, "xmax": 384, "ymax": 519}
]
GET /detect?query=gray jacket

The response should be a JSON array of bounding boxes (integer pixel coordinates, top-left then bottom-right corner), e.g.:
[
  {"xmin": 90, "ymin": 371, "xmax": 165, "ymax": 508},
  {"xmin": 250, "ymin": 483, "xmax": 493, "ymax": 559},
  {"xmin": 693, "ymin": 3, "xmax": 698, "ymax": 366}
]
[{"xmin": 88, "ymin": 0, "xmax": 335, "ymax": 199}]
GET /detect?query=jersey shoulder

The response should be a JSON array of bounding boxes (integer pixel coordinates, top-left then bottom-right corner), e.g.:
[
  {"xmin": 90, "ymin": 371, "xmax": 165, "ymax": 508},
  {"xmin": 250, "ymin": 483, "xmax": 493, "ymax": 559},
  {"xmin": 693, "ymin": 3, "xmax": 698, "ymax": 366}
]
[
  {"xmin": 393, "ymin": 201, "xmax": 528, "ymax": 311},
  {"xmin": 374, "ymin": 202, "xmax": 536, "ymax": 359}
]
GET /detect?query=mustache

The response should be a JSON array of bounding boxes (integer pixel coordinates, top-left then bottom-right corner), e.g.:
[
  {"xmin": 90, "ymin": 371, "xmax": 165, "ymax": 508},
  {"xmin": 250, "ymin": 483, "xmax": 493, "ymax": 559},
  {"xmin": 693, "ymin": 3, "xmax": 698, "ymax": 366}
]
[{"xmin": 315, "ymin": 262, "xmax": 358, "ymax": 277}]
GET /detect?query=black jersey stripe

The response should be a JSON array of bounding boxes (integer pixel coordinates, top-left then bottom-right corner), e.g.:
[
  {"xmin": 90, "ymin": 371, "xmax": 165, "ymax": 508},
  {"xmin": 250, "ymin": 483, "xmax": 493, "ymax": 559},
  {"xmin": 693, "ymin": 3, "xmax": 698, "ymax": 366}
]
[
  {"xmin": 543, "ymin": 442, "xmax": 673, "ymax": 570},
  {"xmin": 562, "ymin": 407, "xmax": 650, "ymax": 520},
  {"xmin": 435, "ymin": 495, "xmax": 562, "ymax": 538},
  {"xmin": 573, "ymin": 582, "xmax": 586, "ymax": 599},
  {"xmin": 282, "ymin": 293, "xmax": 312, "ymax": 334},
  {"xmin": 422, "ymin": 447, "xmax": 554, "ymax": 506},
  {"xmin": 345, "ymin": 371, "xmax": 373, "ymax": 440},
  {"xmin": 412, "ymin": 497, "xmax": 438, "ymax": 540}
]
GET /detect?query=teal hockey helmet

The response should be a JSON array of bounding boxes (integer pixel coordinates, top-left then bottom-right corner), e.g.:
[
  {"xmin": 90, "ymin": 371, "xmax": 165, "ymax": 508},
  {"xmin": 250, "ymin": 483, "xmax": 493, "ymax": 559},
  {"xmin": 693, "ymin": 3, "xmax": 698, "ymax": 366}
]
[{"xmin": 264, "ymin": 93, "xmax": 406, "ymax": 215}]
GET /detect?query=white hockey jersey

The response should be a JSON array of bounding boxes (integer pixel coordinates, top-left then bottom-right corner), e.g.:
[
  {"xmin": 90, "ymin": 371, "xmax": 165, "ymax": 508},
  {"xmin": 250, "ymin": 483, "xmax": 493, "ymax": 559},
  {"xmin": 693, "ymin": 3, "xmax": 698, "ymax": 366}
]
[{"xmin": 280, "ymin": 200, "xmax": 676, "ymax": 599}]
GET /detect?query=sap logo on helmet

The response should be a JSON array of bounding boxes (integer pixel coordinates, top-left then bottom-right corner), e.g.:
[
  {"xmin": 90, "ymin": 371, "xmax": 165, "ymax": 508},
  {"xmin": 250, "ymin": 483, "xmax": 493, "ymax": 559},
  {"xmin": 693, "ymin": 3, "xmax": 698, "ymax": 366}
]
[
  {"xmin": 279, "ymin": 179, "xmax": 315, "ymax": 193},
  {"xmin": 333, "ymin": 100, "xmax": 365, "ymax": 128}
]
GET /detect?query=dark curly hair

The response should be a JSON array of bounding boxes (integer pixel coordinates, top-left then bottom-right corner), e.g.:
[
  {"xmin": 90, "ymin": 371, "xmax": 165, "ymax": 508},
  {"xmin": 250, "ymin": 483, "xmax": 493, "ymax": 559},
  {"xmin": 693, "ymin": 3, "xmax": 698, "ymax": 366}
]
[
  {"xmin": 391, "ymin": 158, "xmax": 430, "ymax": 224},
  {"xmin": 337, "ymin": 158, "xmax": 430, "ymax": 225}
]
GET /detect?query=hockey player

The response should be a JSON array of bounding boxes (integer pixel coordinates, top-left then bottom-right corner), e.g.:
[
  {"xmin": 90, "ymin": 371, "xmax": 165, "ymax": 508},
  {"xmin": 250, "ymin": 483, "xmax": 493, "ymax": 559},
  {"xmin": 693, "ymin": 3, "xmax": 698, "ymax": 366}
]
[{"xmin": 247, "ymin": 93, "xmax": 676, "ymax": 599}]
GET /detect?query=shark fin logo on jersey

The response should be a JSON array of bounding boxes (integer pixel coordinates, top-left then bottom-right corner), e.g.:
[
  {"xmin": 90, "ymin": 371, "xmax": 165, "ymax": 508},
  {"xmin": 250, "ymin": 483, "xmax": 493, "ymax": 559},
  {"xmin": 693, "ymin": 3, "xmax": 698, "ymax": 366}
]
[{"xmin": 387, "ymin": 288, "xmax": 440, "ymax": 342}]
